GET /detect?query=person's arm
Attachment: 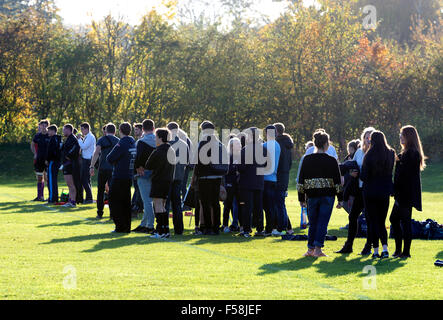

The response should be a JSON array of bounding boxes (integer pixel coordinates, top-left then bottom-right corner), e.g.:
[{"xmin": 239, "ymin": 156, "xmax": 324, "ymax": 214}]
[
  {"xmin": 78, "ymin": 133, "xmax": 94, "ymax": 151},
  {"xmin": 89, "ymin": 145, "xmax": 101, "ymax": 177},
  {"xmin": 145, "ymin": 149, "xmax": 160, "ymax": 171},
  {"xmin": 297, "ymin": 157, "xmax": 307, "ymax": 206},
  {"xmin": 333, "ymin": 159, "xmax": 344, "ymax": 206},
  {"xmin": 31, "ymin": 141, "xmax": 36, "ymax": 159},
  {"xmin": 106, "ymin": 143, "xmax": 123, "ymax": 165}
]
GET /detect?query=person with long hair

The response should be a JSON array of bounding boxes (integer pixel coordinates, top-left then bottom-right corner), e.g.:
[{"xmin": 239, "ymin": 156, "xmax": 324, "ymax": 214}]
[
  {"xmin": 360, "ymin": 131, "xmax": 395, "ymax": 259},
  {"xmin": 390, "ymin": 125, "xmax": 426, "ymax": 259},
  {"xmin": 336, "ymin": 127, "xmax": 375, "ymax": 255},
  {"xmin": 297, "ymin": 129, "xmax": 343, "ymax": 257}
]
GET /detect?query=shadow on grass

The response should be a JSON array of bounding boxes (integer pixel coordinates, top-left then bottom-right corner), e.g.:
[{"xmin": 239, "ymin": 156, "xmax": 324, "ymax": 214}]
[
  {"xmin": 258, "ymin": 253, "xmax": 407, "ymax": 278},
  {"xmin": 0, "ymin": 201, "xmax": 94, "ymax": 215},
  {"xmin": 436, "ymin": 251, "xmax": 443, "ymax": 260},
  {"xmin": 37, "ymin": 218, "xmax": 114, "ymax": 228}
]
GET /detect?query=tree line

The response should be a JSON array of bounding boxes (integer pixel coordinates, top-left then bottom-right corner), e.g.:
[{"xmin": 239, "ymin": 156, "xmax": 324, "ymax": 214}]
[{"xmin": 0, "ymin": 0, "xmax": 441, "ymax": 158}]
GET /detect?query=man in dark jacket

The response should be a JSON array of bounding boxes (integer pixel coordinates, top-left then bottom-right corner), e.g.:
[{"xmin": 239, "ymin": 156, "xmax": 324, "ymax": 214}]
[
  {"xmin": 61, "ymin": 124, "xmax": 80, "ymax": 208},
  {"xmin": 106, "ymin": 122, "xmax": 136, "ymax": 233},
  {"xmin": 165, "ymin": 122, "xmax": 190, "ymax": 235},
  {"xmin": 194, "ymin": 121, "xmax": 228, "ymax": 235},
  {"xmin": 274, "ymin": 123, "xmax": 294, "ymax": 234},
  {"xmin": 45, "ymin": 125, "xmax": 62, "ymax": 204}
]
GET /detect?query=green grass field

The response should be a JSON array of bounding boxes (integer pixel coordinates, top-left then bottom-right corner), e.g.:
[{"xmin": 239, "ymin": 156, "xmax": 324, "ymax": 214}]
[{"xmin": 0, "ymin": 144, "xmax": 442, "ymax": 300}]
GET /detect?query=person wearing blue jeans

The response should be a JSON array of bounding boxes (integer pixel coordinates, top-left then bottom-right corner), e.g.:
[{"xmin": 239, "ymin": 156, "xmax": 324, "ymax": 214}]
[
  {"xmin": 298, "ymin": 129, "xmax": 344, "ymax": 257},
  {"xmin": 137, "ymin": 172, "xmax": 155, "ymax": 231}
]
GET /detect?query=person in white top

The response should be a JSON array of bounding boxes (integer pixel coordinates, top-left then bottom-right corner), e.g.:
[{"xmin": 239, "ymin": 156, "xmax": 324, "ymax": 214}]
[
  {"xmin": 77, "ymin": 122, "xmax": 96, "ymax": 204},
  {"xmin": 336, "ymin": 127, "xmax": 376, "ymax": 256},
  {"xmin": 305, "ymin": 144, "xmax": 338, "ymax": 159}
]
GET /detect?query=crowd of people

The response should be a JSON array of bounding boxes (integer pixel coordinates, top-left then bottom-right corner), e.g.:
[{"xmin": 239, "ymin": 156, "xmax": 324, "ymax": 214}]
[{"xmin": 31, "ymin": 119, "xmax": 426, "ymax": 259}]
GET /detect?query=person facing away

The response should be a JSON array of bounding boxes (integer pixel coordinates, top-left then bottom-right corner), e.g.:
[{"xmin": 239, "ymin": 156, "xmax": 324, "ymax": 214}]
[
  {"xmin": 31, "ymin": 119, "xmax": 51, "ymax": 201},
  {"xmin": 61, "ymin": 124, "xmax": 80, "ymax": 208},
  {"xmin": 360, "ymin": 130, "xmax": 395, "ymax": 259},
  {"xmin": 90, "ymin": 123, "xmax": 120, "ymax": 219},
  {"xmin": 390, "ymin": 125, "xmax": 426, "ymax": 259},
  {"xmin": 77, "ymin": 122, "xmax": 96, "ymax": 204},
  {"xmin": 132, "ymin": 119, "xmax": 157, "ymax": 234},
  {"xmin": 297, "ymin": 129, "xmax": 343, "ymax": 258},
  {"xmin": 106, "ymin": 122, "xmax": 136, "ymax": 233}
]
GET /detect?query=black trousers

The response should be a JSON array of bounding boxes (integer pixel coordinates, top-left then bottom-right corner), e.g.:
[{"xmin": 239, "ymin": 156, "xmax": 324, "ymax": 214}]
[
  {"xmin": 198, "ymin": 178, "xmax": 221, "ymax": 233},
  {"xmin": 169, "ymin": 180, "xmax": 184, "ymax": 235},
  {"xmin": 47, "ymin": 161, "xmax": 60, "ymax": 203},
  {"xmin": 109, "ymin": 178, "xmax": 132, "ymax": 233},
  {"xmin": 346, "ymin": 190, "xmax": 372, "ymax": 247},
  {"xmin": 194, "ymin": 189, "xmax": 200, "ymax": 228},
  {"xmin": 223, "ymin": 185, "xmax": 238, "ymax": 227},
  {"xmin": 263, "ymin": 181, "xmax": 277, "ymax": 233},
  {"xmin": 73, "ymin": 158, "xmax": 83, "ymax": 203},
  {"xmin": 364, "ymin": 195, "xmax": 390, "ymax": 249},
  {"xmin": 80, "ymin": 158, "xmax": 93, "ymax": 201},
  {"xmin": 389, "ymin": 203, "xmax": 412, "ymax": 255},
  {"xmin": 239, "ymin": 188, "xmax": 264, "ymax": 233},
  {"xmin": 97, "ymin": 169, "xmax": 112, "ymax": 217}
]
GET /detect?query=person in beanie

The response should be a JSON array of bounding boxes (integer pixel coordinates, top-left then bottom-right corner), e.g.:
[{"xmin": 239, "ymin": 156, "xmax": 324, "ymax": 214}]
[
  {"xmin": 146, "ymin": 128, "xmax": 176, "ymax": 239},
  {"xmin": 106, "ymin": 122, "xmax": 136, "ymax": 233},
  {"xmin": 45, "ymin": 125, "xmax": 62, "ymax": 204}
]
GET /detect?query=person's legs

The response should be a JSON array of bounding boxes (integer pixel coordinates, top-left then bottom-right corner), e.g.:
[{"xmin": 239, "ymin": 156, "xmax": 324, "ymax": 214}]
[
  {"xmin": 122, "ymin": 179, "xmax": 132, "ymax": 233},
  {"xmin": 223, "ymin": 186, "xmax": 235, "ymax": 227},
  {"xmin": 109, "ymin": 178, "xmax": 122, "ymax": 231},
  {"xmin": 253, "ymin": 189, "xmax": 264, "ymax": 233},
  {"xmin": 197, "ymin": 180, "xmax": 213, "ymax": 233},
  {"xmin": 364, "ymin": 196, "xmax": 379, "ymax": 250},
  {"xmin": 153, "ymin": 198, "xmax": 168, "ymax": 235},
  {"xmin": 64, "ymin": 174, "xmax": 76, "ymax": 205},
  {"xmin": 275, "ymin": 189, "xmax": 287, "ymax": 232},
  {"xmin": 378, "ymin": 196, "xmax": 390, "ymax": 248},
  {"xmin": 194, "ymin": 191, "xmax": 200, "ymax": 229},
  {"xmin": 73, "ymin": 159, "xmax": 83, "ymax": 204},
  {"xmin": 131, "ymin": 176, "xmax": 142, "ymax": 212},
  {"xmin": 210, "ymin": 179, "xmax": 221, "ymax": 234},
  {"xmin": 232, "ymin": 192, "xmax": 239, "ymax": 228},
  {"xmin": 399, "ymin": 206, "xmax": 413, "ymax": 256},
  {"xmin": 389, "ymin": 203, "xmax": 403, "ymax": 255},
  {"xmin": 49, "ymin": 162, "xmax": 60, "ymax": 203},
  {"xmin": 171, "ymin": 180, "xmax": 184, "ymax": 235},
  {"xmin": 239, "ymin": 188, "xmax": 253, "ymax": 234},
  {"xmin": 96, "ymin": 170, "xmax": 107, "ymax": 217},
  {"xmin": 138, "ymin": 176, "xmax": 155, "ymax": 229},
  {"xmin": 307, "ymin": 198, "xmax": 320, "ymax": 250},
  {"xmin": 263, "ymin": 182, "xmax": 277, "ymax": 233},
  {"xmin": 346, "ymin": 191, "xmax": 364, "ymax": 247},
  {"xmin": 81, "ymin": 158, "xmax": 93, "ymax": 201},
  {"xmin": 313, "ymin": 197, "xmax": 335, "ymax": 249}
]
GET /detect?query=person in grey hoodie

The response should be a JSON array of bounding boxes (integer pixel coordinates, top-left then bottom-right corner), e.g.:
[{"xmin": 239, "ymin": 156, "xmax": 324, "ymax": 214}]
[
  {"xmin": 165, "ymin": 122, "xmax": 190, "ymax": 235},
  {"xmin": 132, "ymin": 119, "xmax": 157, "ymax": 234}
]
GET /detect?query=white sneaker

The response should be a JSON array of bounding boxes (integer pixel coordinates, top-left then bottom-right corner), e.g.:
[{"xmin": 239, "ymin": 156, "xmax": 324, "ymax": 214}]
[
  {"xmin": 161, "ymin": 233, "xmax": 170, "ymax": 239},
  {"xmin": 150, "ymin": 233, "xmax": 162, "ymax": 239},
  {"xmin": 223, "ymin": 226, "xmax": 231, "ymax": 233},
  {"xmin": 271, "ymin": 229, "xmax": 281, "ymax": 237},
  {"xmin": 62, "ymin": 202, "xmax": 76, "ymax": 208}
]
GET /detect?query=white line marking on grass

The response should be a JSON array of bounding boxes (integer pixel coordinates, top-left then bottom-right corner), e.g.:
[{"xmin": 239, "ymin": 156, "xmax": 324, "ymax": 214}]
[{"xmin": 2, "ymin": 192, "xmax": 372, "ymax": 300}]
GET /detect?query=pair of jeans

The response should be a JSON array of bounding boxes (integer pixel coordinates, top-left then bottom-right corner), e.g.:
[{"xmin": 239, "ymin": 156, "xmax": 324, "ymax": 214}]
[
  {"xmin": 109, "ymin": 178, "xmax": 132, "ymax": 233},
  {"xmin": 239, "ymin": 188, "xmax": 264, "ymax": 233},
  {"xmin": 275, "ymin": 189, "xmax": 289, "ymax": 232},
  {"xmin": 198, "ymin": 178, "xmax": 222, "ymax": 233},
  {"xmin": 97, "ymin": 169, "xmax": 112, "ymax": 217},
  {"xmin": 80, "ymin": 158, "xmax": 93, "ymax": 201},
  {"xmin": 364, "ymin": 194, "xmax": 390, "ymax": 249},
  {"xmin": 137, "ymin": 172, "xmax": 155, "ymax": 229},
  {"xmin": 263, "ymin": 181, "xmax": 278, "ymax": 233},
  {"xmin": 223, "ymin": 185, "xmax": 239, "ymax": 227},
  {"xmin": 166, "ymin": 180, "xmax": 184, "ymax": 235},
  {"xmin": 307, "ymin": 196, "xmax": 335, "ymax": 249},
  {"xmin": 389, "ymin": 203, "xmax": 412, "ymax": 255}
]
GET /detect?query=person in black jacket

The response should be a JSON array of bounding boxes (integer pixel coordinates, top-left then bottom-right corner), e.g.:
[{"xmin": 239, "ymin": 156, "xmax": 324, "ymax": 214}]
[
  {"xmin": 360, "ymin": 131, "xmax": 395, "ymax": 259},
  {"xmin": 61, "ymin": 124, "xmax": 80, "ymax": 208},
  {"xmin": 298, "ymin": 130, "xmax": 343, "ymax": 257},
  {"xmin": 45, "ymin": 125, "xmax": 62, "ymax": 204},
  {"xmin": 390, "ymin": 125, "xmax": 426, "ymax": 259},
  {"xmin": 274, "ymin": 123, "xmax": 294, "ymax": 234},
  {"xmin": 194, "ymin": 121, "xmax": 228, "ymax": 235},
  {"xmin": 106, "ymin": 122, "xmax": 136, "ymax": 233},
  {"xmin": 145, "ymin": 128, "xmax": 176, "ymax": 239},
  {"xmin": 237, "ymin": 127, "xmax": 267, "ymax": 238}
]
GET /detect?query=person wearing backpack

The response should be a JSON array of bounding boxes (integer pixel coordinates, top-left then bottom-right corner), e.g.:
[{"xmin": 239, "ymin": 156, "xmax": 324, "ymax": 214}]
[
  {"xmin": 106, "ymin": 123, "xmax": 136, "ymax": 233},
  {"xmin": 390, "ymin": 125, "xmax": 426, "ymax": 259},
  {"xmin": 90, "ymin": 123, "xmax": 120, "ymax": 220}
]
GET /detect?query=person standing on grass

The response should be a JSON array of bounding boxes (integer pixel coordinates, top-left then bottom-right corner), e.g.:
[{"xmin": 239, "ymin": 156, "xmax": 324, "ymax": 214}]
[
  {"xmin": 194, "ymin": 121, "xmax": 228, "ymax": 236},
  {"xmin": 390, "ymin": 126, "xmax": 426, "ymax": 259},
  {"xmin": 45, "ymin": 125, "xmax": 62, "ymax": 204},
  {"xmin": 237, "ymin": 127, "xmax": 267, "ymax": 238},
  {"xmin": 262, "ymin": 125, "xmax": 281, "ymax": 237},
  {"xmin": 336, "ymin": 127, "xmax": 376, "ymax": 255},
  {"xmin": 76, "ymin": 122, "xmax": 96, "ymax": 204},
  {"xmin": 131, "ymin": 123, "xmax": 144, "ymax": 216},
  {"xmin": 61, "ymin": 124, "xmax": 80, "ymax": 208},
  {"xmin": 31, "ymin": 119, "xmax": 51, "ymax": 202},
  {"xmin": 297, "ymin": 130, "xmax": 343, "ymax": 257},
  {"xmin": 165, "ymin": 122, "xmax": 190, "ymax": 236},
  {"xmin": 106, "ymin": 123, "xmax": 136, "ymax": 233},
  {"xmin": 145, "ymin": 128, "xmax": 176, "ymax": 239},
  {"xmin": 273, "ymin": 123, "xmax": 295, "ymax": 236},
  {"xmin": 132, "ymin": 119, "xmax": 156, "ymax": 234},
  {"xmin": 90, "ymin": 123, "xmax": 120, "ymax": 220},
  {"xmin": 360, "ymin": 131, "xmax": 395, "ymax": 259},
  {"xmin": 222, "ymin": 137, "xmax": 242, "ymax": 233}
]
